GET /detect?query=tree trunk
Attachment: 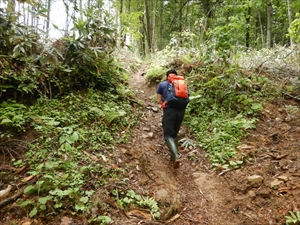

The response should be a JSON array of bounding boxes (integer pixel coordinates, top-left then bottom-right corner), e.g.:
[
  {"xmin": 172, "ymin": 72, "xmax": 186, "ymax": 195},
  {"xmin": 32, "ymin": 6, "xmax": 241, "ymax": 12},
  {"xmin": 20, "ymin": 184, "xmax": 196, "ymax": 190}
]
[
  {"xmin": 179, "ymin": 0, "xmax": 183, "ymax": 32},
  {"xmin": 287, "ymin": 0, "xmax": 294, "ymax": 46},
  {"xmin": 119, "ymin": 0, "xmax": 125, "ymax": 47},
  {"xmin": 139, "ymin": 8, "xmax": 146, "ymax": 56},
  {"xmin": 266, "ymin": 1, "xmax": 272, "ymax": 48},
  {"xmin": 158, "ymin": 0, "xmax": 163, "ymax": 50},
  {"xmin": 258, "ymin": 12, "xmax": 264, "ymax": 48},
  {"xmin": 151, "ymin": 0, "xmax": 156, "ymax": 52},
  {"xmin": 245, "ymin": 7, "xmax": 251, "ymax": 49},
  {"xmin": 144, "ymin": 0, "xmax": 152, "ymax": 53}
]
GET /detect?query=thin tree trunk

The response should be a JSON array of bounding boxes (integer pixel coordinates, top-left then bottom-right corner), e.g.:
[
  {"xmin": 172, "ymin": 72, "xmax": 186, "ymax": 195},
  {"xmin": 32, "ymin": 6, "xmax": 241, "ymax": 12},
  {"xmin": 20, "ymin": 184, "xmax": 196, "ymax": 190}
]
[
  {"xmin": 287, "ymin": 0, "xmax": 294, "ymax": 46},
  {"xmin": 179, "ymin": 0, "xmax": 183, "ymax": 32},
  {"xmin": 151, "ymin": 0, "xmax": 156, "ymax": 52},
  {"xmin": 266, "ymin": 1, "xmax": 272, "ymax": 48},
  {"xmin": 144, "ymin": 0, "xmax": 152, "ymax": 53},
  {"xmin": 245, "ymin": 7, "xmax": 251, "ymax": 49},
  {"xmin": 119, "ymin": 0, "xmax": 123, "ymax": 46},
  {"xmin": 259, "ymin": 12, "xmax": 264, "ymax": 48},
  {"xmin": 158, "ymin": 0, "xmax": 163, "ymax": 50}
]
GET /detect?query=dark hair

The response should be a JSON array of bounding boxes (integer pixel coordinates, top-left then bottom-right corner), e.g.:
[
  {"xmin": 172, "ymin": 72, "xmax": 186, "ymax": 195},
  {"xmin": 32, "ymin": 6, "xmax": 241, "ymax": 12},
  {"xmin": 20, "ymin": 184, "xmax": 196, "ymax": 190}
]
[{"xmin": 166, "ymin": 69, "xmax": 177, "ymax": 77}]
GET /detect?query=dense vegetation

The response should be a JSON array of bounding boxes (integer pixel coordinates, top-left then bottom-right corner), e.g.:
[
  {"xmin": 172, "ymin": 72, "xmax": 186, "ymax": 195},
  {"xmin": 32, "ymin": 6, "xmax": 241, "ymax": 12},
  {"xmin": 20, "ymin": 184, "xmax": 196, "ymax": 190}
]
[{"xmin": 1, "ymin": 0, "xmax": 300, "ymax": 223}]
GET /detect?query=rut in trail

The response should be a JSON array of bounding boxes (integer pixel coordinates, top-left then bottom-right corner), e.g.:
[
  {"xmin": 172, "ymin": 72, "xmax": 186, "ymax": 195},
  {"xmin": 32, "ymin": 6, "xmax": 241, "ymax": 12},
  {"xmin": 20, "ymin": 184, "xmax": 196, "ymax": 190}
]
[{"xmin": 110, "ymin": 66, "xmax": 239, "ymax": 225}]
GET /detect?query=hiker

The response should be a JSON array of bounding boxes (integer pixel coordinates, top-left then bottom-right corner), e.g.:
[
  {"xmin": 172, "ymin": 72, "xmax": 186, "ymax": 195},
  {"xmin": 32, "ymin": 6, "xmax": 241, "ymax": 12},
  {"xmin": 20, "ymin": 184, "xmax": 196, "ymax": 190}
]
[{"xmin": 156, "ymin": 69, "xmax": 189, "ymax": 169}]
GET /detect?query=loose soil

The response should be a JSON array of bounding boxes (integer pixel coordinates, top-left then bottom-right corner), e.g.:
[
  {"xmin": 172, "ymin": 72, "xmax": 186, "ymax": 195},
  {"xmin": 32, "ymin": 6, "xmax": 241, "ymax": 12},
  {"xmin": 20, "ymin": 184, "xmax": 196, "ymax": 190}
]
[{"xmin": 1, "ymin": 65, "xmax": 300, "ymax": 225}]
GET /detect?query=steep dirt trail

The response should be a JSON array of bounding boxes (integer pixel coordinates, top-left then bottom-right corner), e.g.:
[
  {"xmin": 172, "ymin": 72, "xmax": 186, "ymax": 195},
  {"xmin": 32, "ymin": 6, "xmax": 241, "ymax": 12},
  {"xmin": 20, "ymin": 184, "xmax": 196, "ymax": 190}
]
[
  {"xmin": 112, "ymin": 65, "xmax": 300, "ymax": 225},
  {"xmin": 111, "ymin": 66, "xmax": 241, "ymax": 225}
]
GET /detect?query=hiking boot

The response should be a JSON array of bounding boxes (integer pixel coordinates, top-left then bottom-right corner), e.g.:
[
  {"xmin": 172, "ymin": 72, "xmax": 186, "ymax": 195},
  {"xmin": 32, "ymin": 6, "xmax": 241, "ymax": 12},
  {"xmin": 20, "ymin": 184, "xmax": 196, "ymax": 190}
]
[
  {"xmin": 173, "ymin": 158, "xmax": 180, "ymax": 169},
  {"xmin": 165, "ymin": 137, "xmax": 180, "ymax": 169}
]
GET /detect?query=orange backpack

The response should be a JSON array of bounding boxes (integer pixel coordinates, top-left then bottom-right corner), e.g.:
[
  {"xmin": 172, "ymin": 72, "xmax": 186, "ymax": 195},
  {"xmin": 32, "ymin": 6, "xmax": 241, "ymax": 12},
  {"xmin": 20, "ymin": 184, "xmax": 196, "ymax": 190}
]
[{"xmin": 166, "ymin": 74, "xmax": 190, "ymax": 109}]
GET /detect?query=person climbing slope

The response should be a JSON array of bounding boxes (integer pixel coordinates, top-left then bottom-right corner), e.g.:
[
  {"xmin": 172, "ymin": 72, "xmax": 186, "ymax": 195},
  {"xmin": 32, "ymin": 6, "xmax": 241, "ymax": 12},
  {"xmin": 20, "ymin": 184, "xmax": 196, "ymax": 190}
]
[{"xmin": 156, "ymin": 69, "xmax": 190, "ymax": 169}]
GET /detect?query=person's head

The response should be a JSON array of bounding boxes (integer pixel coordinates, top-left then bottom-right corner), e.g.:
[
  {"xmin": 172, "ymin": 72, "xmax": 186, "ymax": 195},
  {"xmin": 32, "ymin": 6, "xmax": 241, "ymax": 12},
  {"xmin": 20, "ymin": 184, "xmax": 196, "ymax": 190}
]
[{"xmin": 166, "ymin": 69, "xmax": 177, "ymax": 78}]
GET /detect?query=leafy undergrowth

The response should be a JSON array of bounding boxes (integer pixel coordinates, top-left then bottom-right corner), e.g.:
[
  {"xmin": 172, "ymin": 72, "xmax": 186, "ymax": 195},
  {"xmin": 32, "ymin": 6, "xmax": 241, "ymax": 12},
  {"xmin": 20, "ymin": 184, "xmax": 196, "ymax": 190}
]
[{"xmin": 0, "ymin": 87, "xmax": 142, "ymax": 222}]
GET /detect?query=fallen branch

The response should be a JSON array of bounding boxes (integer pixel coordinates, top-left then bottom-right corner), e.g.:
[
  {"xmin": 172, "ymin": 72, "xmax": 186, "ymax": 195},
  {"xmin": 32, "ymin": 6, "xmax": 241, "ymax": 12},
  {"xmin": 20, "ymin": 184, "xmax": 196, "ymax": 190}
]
[
  {"xmin": 267, "ymin": 153, "xmax": 289, "ymax": 160},
  {"xmin": 0, "ymin": 176, "xmax": 37, "ymax": 209},
  {"xmin": 278, "ymin": 183, "xmax": 300, "ymax": 193},
  {"xmin": 14, "ymin": 165, "xmax": 27, "ymax": 174},
  {"xmin": 0, "ymin": 186, "xmax": 26, "ymax": 209},
  {"xmin": 165, "ymin": 213, "xmax": 180, "ymax": 224},
  {"xmin": 218, "ymin": 166, "xmax": 239, "ymax": 176},
  {"xmin": 199, "ymin": 189, "xmax": 209, "ymax": 202},
  {"xmin": 281, "ymin": 91, "xmax": 300, "ymax": 101}
]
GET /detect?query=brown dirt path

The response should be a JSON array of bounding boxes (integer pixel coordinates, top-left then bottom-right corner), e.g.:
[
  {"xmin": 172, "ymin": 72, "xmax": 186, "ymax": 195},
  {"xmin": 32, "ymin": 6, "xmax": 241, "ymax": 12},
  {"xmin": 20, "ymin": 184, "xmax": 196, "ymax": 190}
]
[
  {"xmin": 110, "ymin": 66, "xmax": 240, "ymax": 225},
  {"xmin": 112, "ymin": 65, "xmax": 300, "ymax": 225}
]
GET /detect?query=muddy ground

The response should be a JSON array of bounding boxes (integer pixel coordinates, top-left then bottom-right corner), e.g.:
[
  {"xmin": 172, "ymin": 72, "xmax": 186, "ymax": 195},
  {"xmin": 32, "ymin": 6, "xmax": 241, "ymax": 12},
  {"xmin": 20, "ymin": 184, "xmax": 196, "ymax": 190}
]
[{"xmin": 1, "ymin": 66, "xmax": 300, "ymax": 225}]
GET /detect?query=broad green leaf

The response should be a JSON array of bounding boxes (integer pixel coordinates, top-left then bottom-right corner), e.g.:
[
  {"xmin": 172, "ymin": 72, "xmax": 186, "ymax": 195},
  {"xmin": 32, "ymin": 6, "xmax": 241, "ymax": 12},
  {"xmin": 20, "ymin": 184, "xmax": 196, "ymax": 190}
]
[
  {"xmin": 29, "ymin": 207, "xmax": 38, "ymax": 217},
  {"xmin": 59, "ymin": 136, "xmax": 67, "ymax": 144},
  {"xmin": 80, "ymin": 196, "xmax": 89, "ymax": 203},
  {"xmin": 24, "ymin": 185, "xmax": 35, "ymax": 194},
  {"xmin": 54, "ymin": 202, "xmax": 63, "ymax": 209},
  {"xmin": 65, "ymin": 142, "xmax": 73, "ymax": 151},
  {"xmin": 19, "ymin": 199, "xmax": 34, "ymax": 207},
  {"xmin": 251, "ymin": 103, "xmax": 263, "ymax": 111},
  {"xmin": 38, "ymin": 195, "xmax": 53, "ymax": 205}
]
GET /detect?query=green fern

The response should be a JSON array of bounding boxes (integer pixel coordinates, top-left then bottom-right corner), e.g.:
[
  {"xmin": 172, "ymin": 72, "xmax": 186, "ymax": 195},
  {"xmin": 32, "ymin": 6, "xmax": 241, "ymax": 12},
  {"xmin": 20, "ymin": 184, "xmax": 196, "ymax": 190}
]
[
  {"xmin": 285, "ymin": 211, "xmax": 300, "ymax": 225},
  {"xmin": 102, "ymin": 110, "xmax": 126, "ymax": 125}
]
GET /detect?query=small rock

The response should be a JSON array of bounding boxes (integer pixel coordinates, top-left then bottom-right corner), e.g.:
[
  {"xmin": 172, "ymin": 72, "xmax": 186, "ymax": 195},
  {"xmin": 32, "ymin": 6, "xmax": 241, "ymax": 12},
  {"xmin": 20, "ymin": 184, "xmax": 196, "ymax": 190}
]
[
  {"xmin": 277, "ymin": 175, "xmax": 288, "ymax": 182},
  {"xmin": 285, "ymin": 115, "xmax": 292, "ymax": 122},
  {"xmin": 248, "ymin": 190, "xmax": 256, "ymax": 197},
  {"xmin": 60, "ymin": 216, "xmax": 72, "ymax": 225},
  {"xmin": 142, "ymin": 132, "xmax": 154, "ymax": 139},
  {"xmin": 21, "ymin": 222, "xmax": 31, "ymax": 225},
  {"xmin": 247, "ymin": 175, "xmax": 264, "ymax": 184},
  {"xmin": 155, "ymin": 189, "xmax": 168, "ymax": 201},
  {"xmin": 148, "ymin": 132, "xmax": 154, "ymax": 138},
  {"xmin": 151, "ymin": 107, "xmax": 159, "ymax": 112},
  {"xmin": 142, "ymin": 127, "xmax": 151, "ymax": 131},
  {"xmin": 270, "ymin": 179, "xmax": 283, "ymax": 187},
  {"xmin": 247, "ymin": 175, "xmax": 264, "ymax": 187}
]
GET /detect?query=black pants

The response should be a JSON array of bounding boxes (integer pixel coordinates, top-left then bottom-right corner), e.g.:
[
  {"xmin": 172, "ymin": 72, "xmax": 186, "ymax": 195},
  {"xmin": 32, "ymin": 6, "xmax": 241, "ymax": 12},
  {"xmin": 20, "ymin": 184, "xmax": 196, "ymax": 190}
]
[{"xmin": 162, "ymin": 107, "xmax": 185, "ymax": 139}]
